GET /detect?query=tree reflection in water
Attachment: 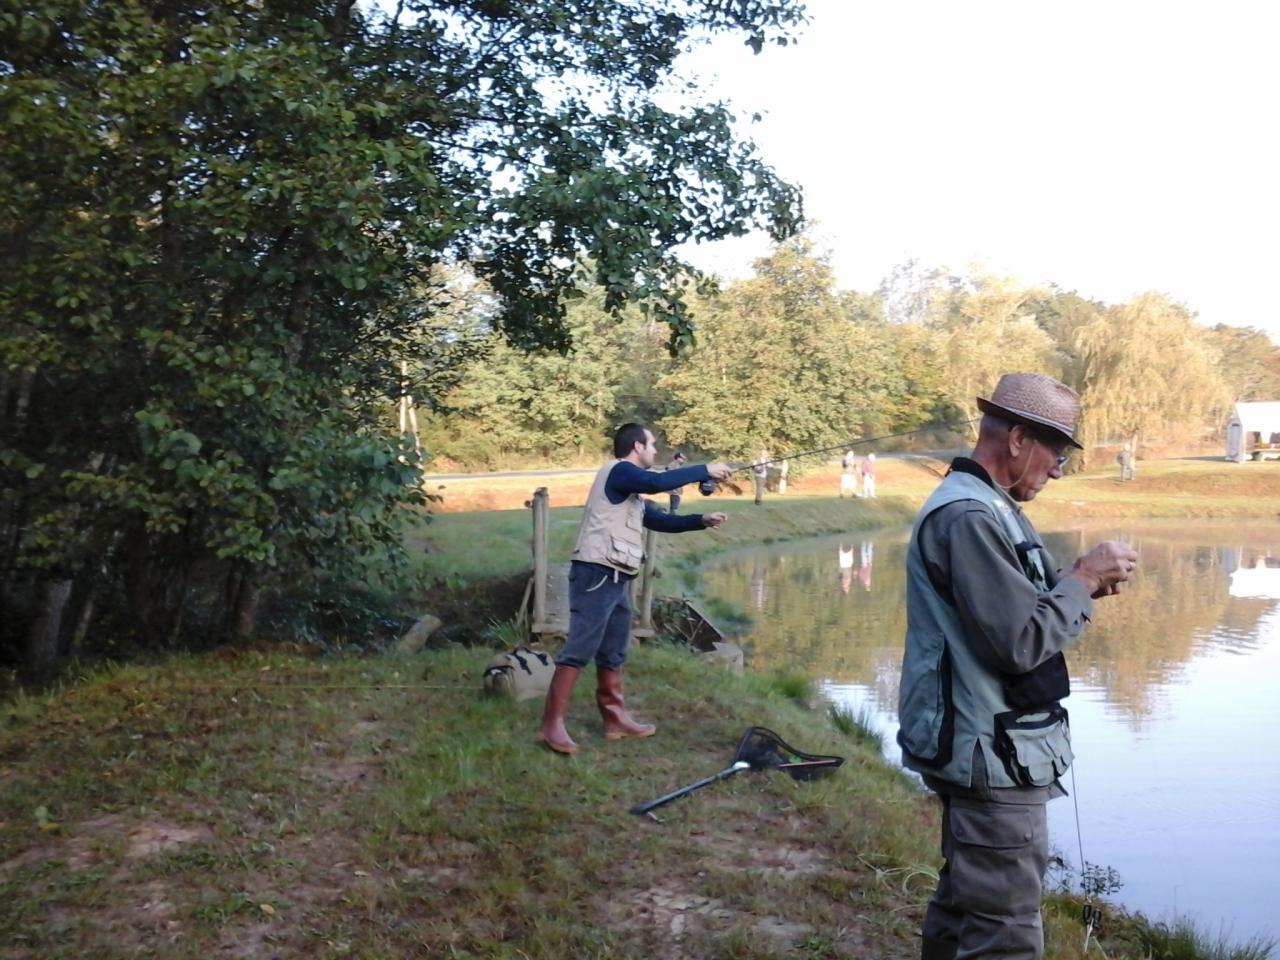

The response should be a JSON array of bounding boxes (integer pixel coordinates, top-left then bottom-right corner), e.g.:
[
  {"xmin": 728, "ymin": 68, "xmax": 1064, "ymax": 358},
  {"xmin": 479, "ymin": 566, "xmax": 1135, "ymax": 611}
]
[{"xmin": 699, "ymin": 523, "xmax": 1280, "ymax": 725}]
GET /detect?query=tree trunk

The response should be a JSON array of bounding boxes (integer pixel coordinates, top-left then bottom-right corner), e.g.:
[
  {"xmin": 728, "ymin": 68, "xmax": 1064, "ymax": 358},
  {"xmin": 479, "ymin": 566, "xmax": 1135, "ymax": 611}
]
[
  {"xmin": 25, "ymin": 578, "xmax": 73, "ymax": 676},
  {"xmin": 70, "ymin": 582, "xmax": 97, "ymax": 656},
  {"xmin": 232, "ymin": 570, "xmax": 260, "ymax": 642}
]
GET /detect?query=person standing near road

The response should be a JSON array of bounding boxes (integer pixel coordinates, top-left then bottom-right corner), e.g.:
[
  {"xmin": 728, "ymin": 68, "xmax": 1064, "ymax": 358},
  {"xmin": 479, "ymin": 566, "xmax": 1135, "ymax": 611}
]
[
  {"xmin": 897, "ymin": 373, "xmax": 1138, "ymax": 960},
  {"xmin": 1117, "ymin": 442, "xmax": 1135, "ymax": 482},
  {"xmin": 752, "ymin": 449, "xmax": 769, "ymax": 505},
  {"xmin": 840, "ymin": 448, "xmax": 859, "ymax": 498},
  {"xmin": 860, "ymin": 452, "xmax": 877, "ymax": 498},
  {"xmin": 537, "ymin": 424, "xmax": 730, "ymax": 755},
  {"xmin": 664, "ymin": 451, "xmax": 688, "ymax": 512}
]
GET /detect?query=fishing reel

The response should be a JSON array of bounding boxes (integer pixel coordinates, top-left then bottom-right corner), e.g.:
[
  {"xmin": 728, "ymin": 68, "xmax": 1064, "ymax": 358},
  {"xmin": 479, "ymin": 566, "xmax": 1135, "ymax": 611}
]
[
  {"xmin": 698, "ymin": 478, "xmax": 717, "ymax": 496},
  {"xmin": 1082, "ymin": 902, "xmax": 1104, "ymax": 937}
]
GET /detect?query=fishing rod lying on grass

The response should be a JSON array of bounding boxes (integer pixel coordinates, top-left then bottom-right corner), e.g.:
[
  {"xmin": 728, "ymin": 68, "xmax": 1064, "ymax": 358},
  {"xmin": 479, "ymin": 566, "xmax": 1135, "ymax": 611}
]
[
  {"xmin": 630, "ymin": 726, "xmax": 844, "ymax": 817},
  {"xmin": 697, "ymin": 418, "xmax": 977, "ymax": 495}
]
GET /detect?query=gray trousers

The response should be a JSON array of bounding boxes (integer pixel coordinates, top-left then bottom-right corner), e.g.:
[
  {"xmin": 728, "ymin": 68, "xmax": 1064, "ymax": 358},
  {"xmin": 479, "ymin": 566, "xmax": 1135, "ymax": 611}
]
[
  {"xmin": 922, "ymin": 794, "xmax": 1050, "ymax": 960},
  {"xmin": 554, "ymin": 562, "xmax": 632, "ymax": 670}
]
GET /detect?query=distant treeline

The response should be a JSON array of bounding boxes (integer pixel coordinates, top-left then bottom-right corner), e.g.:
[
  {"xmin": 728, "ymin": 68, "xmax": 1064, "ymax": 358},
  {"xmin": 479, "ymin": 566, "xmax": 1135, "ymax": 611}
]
[{"xmin": 422, "ymin": 237, "xmax": 1280, "ymax": 468}]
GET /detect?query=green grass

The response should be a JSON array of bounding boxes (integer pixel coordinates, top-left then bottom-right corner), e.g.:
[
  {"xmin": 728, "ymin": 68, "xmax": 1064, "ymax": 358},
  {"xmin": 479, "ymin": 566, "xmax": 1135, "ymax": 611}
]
[
  {"xmin": 2, "ymin": 645, "xmax": 1264, "ymax": 959},
  {"xmin": 0, "ymin": 646, "xmax": 933, "ymax": 959},
  {"xmin": 828, "ymin": 703, "xmax": 886, "ymax": 755},
  {"xmin": 1132, "ymin": 917, "xmax": 1276, "ymax": 960}
]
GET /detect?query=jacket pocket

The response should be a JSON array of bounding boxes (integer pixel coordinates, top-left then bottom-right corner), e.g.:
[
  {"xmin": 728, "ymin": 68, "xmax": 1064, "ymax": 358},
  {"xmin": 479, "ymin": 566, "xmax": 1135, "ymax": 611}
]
[
  {"xmin": 606, "ymin": 534, "xmax": 644, "ymax": 572},
  {"xmin": 993, "ymin": 705, "xmax": 1073, "ymax": 788},
  {"xmin": 897, "ymin": 632, "xmax": 954, "ymax": 767}
]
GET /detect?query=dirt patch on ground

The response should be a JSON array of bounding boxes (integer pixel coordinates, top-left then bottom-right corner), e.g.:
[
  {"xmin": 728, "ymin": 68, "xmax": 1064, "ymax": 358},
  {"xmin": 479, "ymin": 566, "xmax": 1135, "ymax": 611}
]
[
  {"xmin": 605, "ymin": 877, "xmax": 876, "ymax": 957},
  {"xmin": 618, "ymin": 880, "xmax": 738, "ymax": 938},
  {"xmin": 1, "ymin": 814, "xmax": 213, "ymax": 874},
  {"xmin": 122, "ymin": 819, "xmax": 214, "ymax": 860}
]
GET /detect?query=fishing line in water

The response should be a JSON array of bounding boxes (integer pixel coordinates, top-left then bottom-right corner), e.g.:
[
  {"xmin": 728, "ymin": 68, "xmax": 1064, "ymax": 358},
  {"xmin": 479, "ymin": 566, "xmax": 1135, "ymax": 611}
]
[
  {"xmin": 698, "ymin": 418, "xmax": 978, "ymax": 493},
  {"xmin": 1071, "ymin": 761, "xmax": 1105, "ymax": 953}
]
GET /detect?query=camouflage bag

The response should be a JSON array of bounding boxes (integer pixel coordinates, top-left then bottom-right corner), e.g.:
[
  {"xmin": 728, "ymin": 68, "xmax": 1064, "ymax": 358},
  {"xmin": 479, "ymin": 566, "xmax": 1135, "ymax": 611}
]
[{"xmin": 482, "ymin": 646, "xmax": 554, "ymax": 702}]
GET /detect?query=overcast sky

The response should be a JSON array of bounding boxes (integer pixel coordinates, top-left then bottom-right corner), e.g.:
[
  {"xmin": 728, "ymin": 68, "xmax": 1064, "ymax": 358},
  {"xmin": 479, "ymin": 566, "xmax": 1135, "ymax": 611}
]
[{"xmin": 675, "ymin": 0, "xmax": 1280, "ymax": 342}]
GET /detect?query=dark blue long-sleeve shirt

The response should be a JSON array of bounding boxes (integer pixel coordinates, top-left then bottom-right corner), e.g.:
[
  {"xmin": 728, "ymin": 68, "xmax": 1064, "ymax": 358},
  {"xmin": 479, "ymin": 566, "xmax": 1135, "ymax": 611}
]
[{"xmin": 605, "ymin": 461, "xmax": 710, "ymax": 533}]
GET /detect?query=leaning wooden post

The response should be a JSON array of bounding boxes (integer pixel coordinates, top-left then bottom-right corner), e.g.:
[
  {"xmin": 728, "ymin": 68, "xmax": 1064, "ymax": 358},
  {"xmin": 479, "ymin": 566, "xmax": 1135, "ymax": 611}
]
[
  {"xmin": 531, "ymin": 487, "xmax": 549, "ymax": 629},
  {"xmin": 637, "ymin": 528, "xmax": 658, "ymax": 634}
]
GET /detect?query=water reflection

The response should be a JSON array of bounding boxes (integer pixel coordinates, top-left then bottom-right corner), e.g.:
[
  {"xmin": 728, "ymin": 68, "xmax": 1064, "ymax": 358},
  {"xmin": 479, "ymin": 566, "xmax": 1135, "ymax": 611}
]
[{"xmin": 699, "ymin": 521, "xmax": 1280, "ymax": 943}]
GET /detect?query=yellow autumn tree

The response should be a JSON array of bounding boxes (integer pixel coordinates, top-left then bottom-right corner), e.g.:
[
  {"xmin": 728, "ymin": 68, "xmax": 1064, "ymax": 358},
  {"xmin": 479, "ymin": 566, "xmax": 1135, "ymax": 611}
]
[{"xmin": 1074, "ymin": 292, "xmax": 1229, "ymax": 447}]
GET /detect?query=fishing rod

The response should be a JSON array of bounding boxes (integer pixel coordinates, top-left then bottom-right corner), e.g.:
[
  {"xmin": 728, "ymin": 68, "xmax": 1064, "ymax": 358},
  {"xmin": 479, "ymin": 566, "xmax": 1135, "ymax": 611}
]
[{"xmin": 698, "ymin": 418, "xmax": 978, "ymax": 495}]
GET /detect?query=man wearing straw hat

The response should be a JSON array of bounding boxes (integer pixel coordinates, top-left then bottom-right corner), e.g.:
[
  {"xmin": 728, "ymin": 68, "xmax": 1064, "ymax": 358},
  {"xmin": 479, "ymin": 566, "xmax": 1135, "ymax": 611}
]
[{"xmin": 897, "ymin": 372, "xmax": 1138, "ymax": 960}]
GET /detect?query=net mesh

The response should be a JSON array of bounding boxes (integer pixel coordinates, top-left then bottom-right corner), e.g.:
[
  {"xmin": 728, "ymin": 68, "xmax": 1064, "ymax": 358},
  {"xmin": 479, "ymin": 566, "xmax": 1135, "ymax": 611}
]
[{"xmin": 732, "ymin": 726, "xmax": 845, "ymax": 781}]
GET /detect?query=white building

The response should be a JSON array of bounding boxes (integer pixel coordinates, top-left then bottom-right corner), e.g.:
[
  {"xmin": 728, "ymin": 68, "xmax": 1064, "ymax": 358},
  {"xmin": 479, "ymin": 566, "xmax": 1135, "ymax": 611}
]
[{"xmin": 1224, "ymin": 401, "xmax": 1280, "ymax": 461}]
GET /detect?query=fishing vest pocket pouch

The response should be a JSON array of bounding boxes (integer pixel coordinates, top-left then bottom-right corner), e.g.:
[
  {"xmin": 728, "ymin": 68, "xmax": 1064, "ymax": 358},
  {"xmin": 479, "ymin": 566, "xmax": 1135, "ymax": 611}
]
[
  {"xmin": 606, "ymin": 534, "xmax": 644, "ymax": 574},
  {"xmin": 994, "ymin": 704, "xmax": 1073, "ymax": 788},
  {"xmin": 897, "ymin": 632, "xmax": 955, "ymax": 767},
  {"xmin": 1002, "ymin": 653, "xmax": 1070, "ymax": 710}
]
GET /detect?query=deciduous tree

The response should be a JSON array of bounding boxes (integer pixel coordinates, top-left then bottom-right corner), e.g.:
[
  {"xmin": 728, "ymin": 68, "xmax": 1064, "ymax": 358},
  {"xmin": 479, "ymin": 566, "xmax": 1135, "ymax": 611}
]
[
  {"xmin": 1075, "ymin": 293, "xmax": 1228, "ymax": 447},
  {"xmin": 0, "ymin": 0, "xmax": 804, "ymax": 671}
]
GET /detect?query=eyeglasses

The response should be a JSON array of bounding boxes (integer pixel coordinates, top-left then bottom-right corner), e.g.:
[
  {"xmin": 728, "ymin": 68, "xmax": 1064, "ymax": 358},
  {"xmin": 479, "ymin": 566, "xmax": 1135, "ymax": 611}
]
[
  {"xmin": 1017, "ymin": 425, "xmax": 1069, "ymax": 468},
  {"xmin": 1036, "ymin": 438, "xmax": 1069, "ymax": 469}
]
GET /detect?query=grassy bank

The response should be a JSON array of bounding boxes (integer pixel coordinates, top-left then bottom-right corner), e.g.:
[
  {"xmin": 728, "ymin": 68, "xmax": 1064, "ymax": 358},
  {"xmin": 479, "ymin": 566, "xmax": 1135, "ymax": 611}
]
[{"xmin": 7, "ymin": 646, "xmax": 1267, "ymax": 959}]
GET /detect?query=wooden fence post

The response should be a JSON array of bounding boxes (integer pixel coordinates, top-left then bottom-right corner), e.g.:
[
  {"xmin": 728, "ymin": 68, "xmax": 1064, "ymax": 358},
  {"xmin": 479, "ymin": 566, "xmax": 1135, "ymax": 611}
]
[
  {"xmin": 636, "ymin": 528, "xmax": 658, "ymax": 635},
  {"xmin": 531, "ymin": 487, "xmax": 549, "ymax": 629}
]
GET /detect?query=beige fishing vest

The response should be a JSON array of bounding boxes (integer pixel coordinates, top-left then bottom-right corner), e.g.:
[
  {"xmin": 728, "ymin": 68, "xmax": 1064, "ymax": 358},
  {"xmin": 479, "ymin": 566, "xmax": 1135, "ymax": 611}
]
[{"xmin": 572, "ymin": 459, "xmax": 646, "ymax": 575}]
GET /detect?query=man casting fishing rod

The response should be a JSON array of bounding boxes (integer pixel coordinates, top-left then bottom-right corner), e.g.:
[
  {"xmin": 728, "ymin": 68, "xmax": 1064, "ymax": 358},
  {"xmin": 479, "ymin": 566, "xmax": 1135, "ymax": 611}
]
[
  {"xmin": 897, "ymin": 373, "xmax": 1138, "ymax": 960},
  {"xmin": 537, "ymin": 423, "xmax": 730, "ymax": 755}
]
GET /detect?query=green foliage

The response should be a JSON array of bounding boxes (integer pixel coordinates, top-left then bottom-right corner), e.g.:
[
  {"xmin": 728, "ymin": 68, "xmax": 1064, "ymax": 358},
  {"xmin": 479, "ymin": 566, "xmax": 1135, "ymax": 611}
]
[
  {"xmin": 0, "ymin": 0, "xmax": 805, "ymax": 671},
  {"xmin": 1134, "ymin": 918, "xmax": 1275, "ymax": 960},
  {"xmin": 659, "ymin": 234, "xmax": 934, "ymax": 460},
  {"xmin": 483, "ymin": 616, "xmax": 529, "ymax": 650},
  {"xmin": 748, "ymin": 666, "xmax": 816, "ymax": 707},
  {"xmin": 422, "ymin": 288, "xmax": 673, "ymax": 462},
  {"xmin": 828, "ymin": 701, "xmax": 885, "ymax": 754}
]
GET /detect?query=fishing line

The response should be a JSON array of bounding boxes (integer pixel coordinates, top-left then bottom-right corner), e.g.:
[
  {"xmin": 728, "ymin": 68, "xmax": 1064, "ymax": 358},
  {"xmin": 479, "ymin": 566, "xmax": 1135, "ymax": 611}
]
[
  {"xmin": 1071, "ymin": 760, "xmax": 1103, "ymax": 953},
  {"xmin": 715, "ymin": 418, "xmax": 978, "ymax": 477}
]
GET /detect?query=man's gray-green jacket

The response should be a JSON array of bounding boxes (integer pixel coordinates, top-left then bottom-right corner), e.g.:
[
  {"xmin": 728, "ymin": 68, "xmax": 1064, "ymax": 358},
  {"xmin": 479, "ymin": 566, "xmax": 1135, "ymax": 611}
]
[{"xmin": 897, "ymin": 462, "xmax": 1094, "ymax": 791}]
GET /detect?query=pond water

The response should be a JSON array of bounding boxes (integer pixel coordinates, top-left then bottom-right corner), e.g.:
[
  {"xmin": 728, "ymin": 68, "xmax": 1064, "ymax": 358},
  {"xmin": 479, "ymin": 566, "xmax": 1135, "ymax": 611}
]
[{"xmin": 699, "ymin": 520, "xmax": 1280, "ymax": 944}]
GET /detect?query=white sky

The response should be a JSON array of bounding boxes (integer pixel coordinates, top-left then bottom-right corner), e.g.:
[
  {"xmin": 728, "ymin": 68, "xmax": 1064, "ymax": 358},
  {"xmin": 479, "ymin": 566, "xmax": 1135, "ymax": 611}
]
[{"xmin": 675, "ymin": 0, "xmax": 1280, "ymax": 343}]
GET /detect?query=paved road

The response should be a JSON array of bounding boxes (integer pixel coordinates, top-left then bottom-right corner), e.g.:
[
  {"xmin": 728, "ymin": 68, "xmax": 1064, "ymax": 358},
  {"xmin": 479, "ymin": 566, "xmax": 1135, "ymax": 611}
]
[
  {"xmin": 423, "ymin": 467, "xmax": 598, "ymax": 481},
  {"xmin": 423, "ymin": 450, "xmax": 963, "ymax": 482}
]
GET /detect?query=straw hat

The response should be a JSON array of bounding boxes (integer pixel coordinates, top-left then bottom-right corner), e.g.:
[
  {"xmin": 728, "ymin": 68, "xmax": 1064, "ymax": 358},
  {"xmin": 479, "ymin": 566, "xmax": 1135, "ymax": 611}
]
[{"xmin": 976, "ymin": 372, "xmax": 1083, "ymax": 449}]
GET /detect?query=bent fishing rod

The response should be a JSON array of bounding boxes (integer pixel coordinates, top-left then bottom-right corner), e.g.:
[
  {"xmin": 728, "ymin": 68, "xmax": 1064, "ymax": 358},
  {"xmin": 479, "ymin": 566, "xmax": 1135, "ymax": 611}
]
[{"xmin": 698, "ymin": 418, "xmax": 978, "ymax": 494}]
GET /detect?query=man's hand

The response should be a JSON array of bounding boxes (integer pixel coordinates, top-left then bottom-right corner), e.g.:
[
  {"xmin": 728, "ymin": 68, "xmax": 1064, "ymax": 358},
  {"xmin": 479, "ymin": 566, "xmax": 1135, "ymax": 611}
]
[
  {"xmin": 1069, "ymin": 540, "xmax": 1139, "ymax": 598},
  {"xmin": 706, "ymin": 463, "xmax": 732, "ymax": 481},
  {"xmin": 701, "ymin": 512, "xmax": 727, "ymax": 528}
]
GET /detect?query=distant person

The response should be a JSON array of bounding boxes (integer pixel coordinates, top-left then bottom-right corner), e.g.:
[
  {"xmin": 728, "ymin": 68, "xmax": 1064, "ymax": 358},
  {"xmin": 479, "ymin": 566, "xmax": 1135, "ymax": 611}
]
[
  {"xmin": 840, "ymin": 449, "xmax": 859, "ymax": 498},
  {"xmin": 752, "ymin": 449, "xmax": 769, "ymax": 505},
  {"xmin": 664, "ymin": 451, "xmax": 688, "ymax": 511},
  {"xmin": 860, "ymin": 452, "xmax": 877, "ymax": 497},
  {"xmin": 1117, "ymin": 442, "xmax": 1135, "ymax": 482},
  {"xmin": 537, "ymin": 424, "xmax": 730, "ymax": 755},
  {"xmin": 777, "ymin": 457, "xmax": 789, "ymax": 495},
  {"xmin": 897, "ymin": 372, "xmax": 1137, "ymax": 960}
]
